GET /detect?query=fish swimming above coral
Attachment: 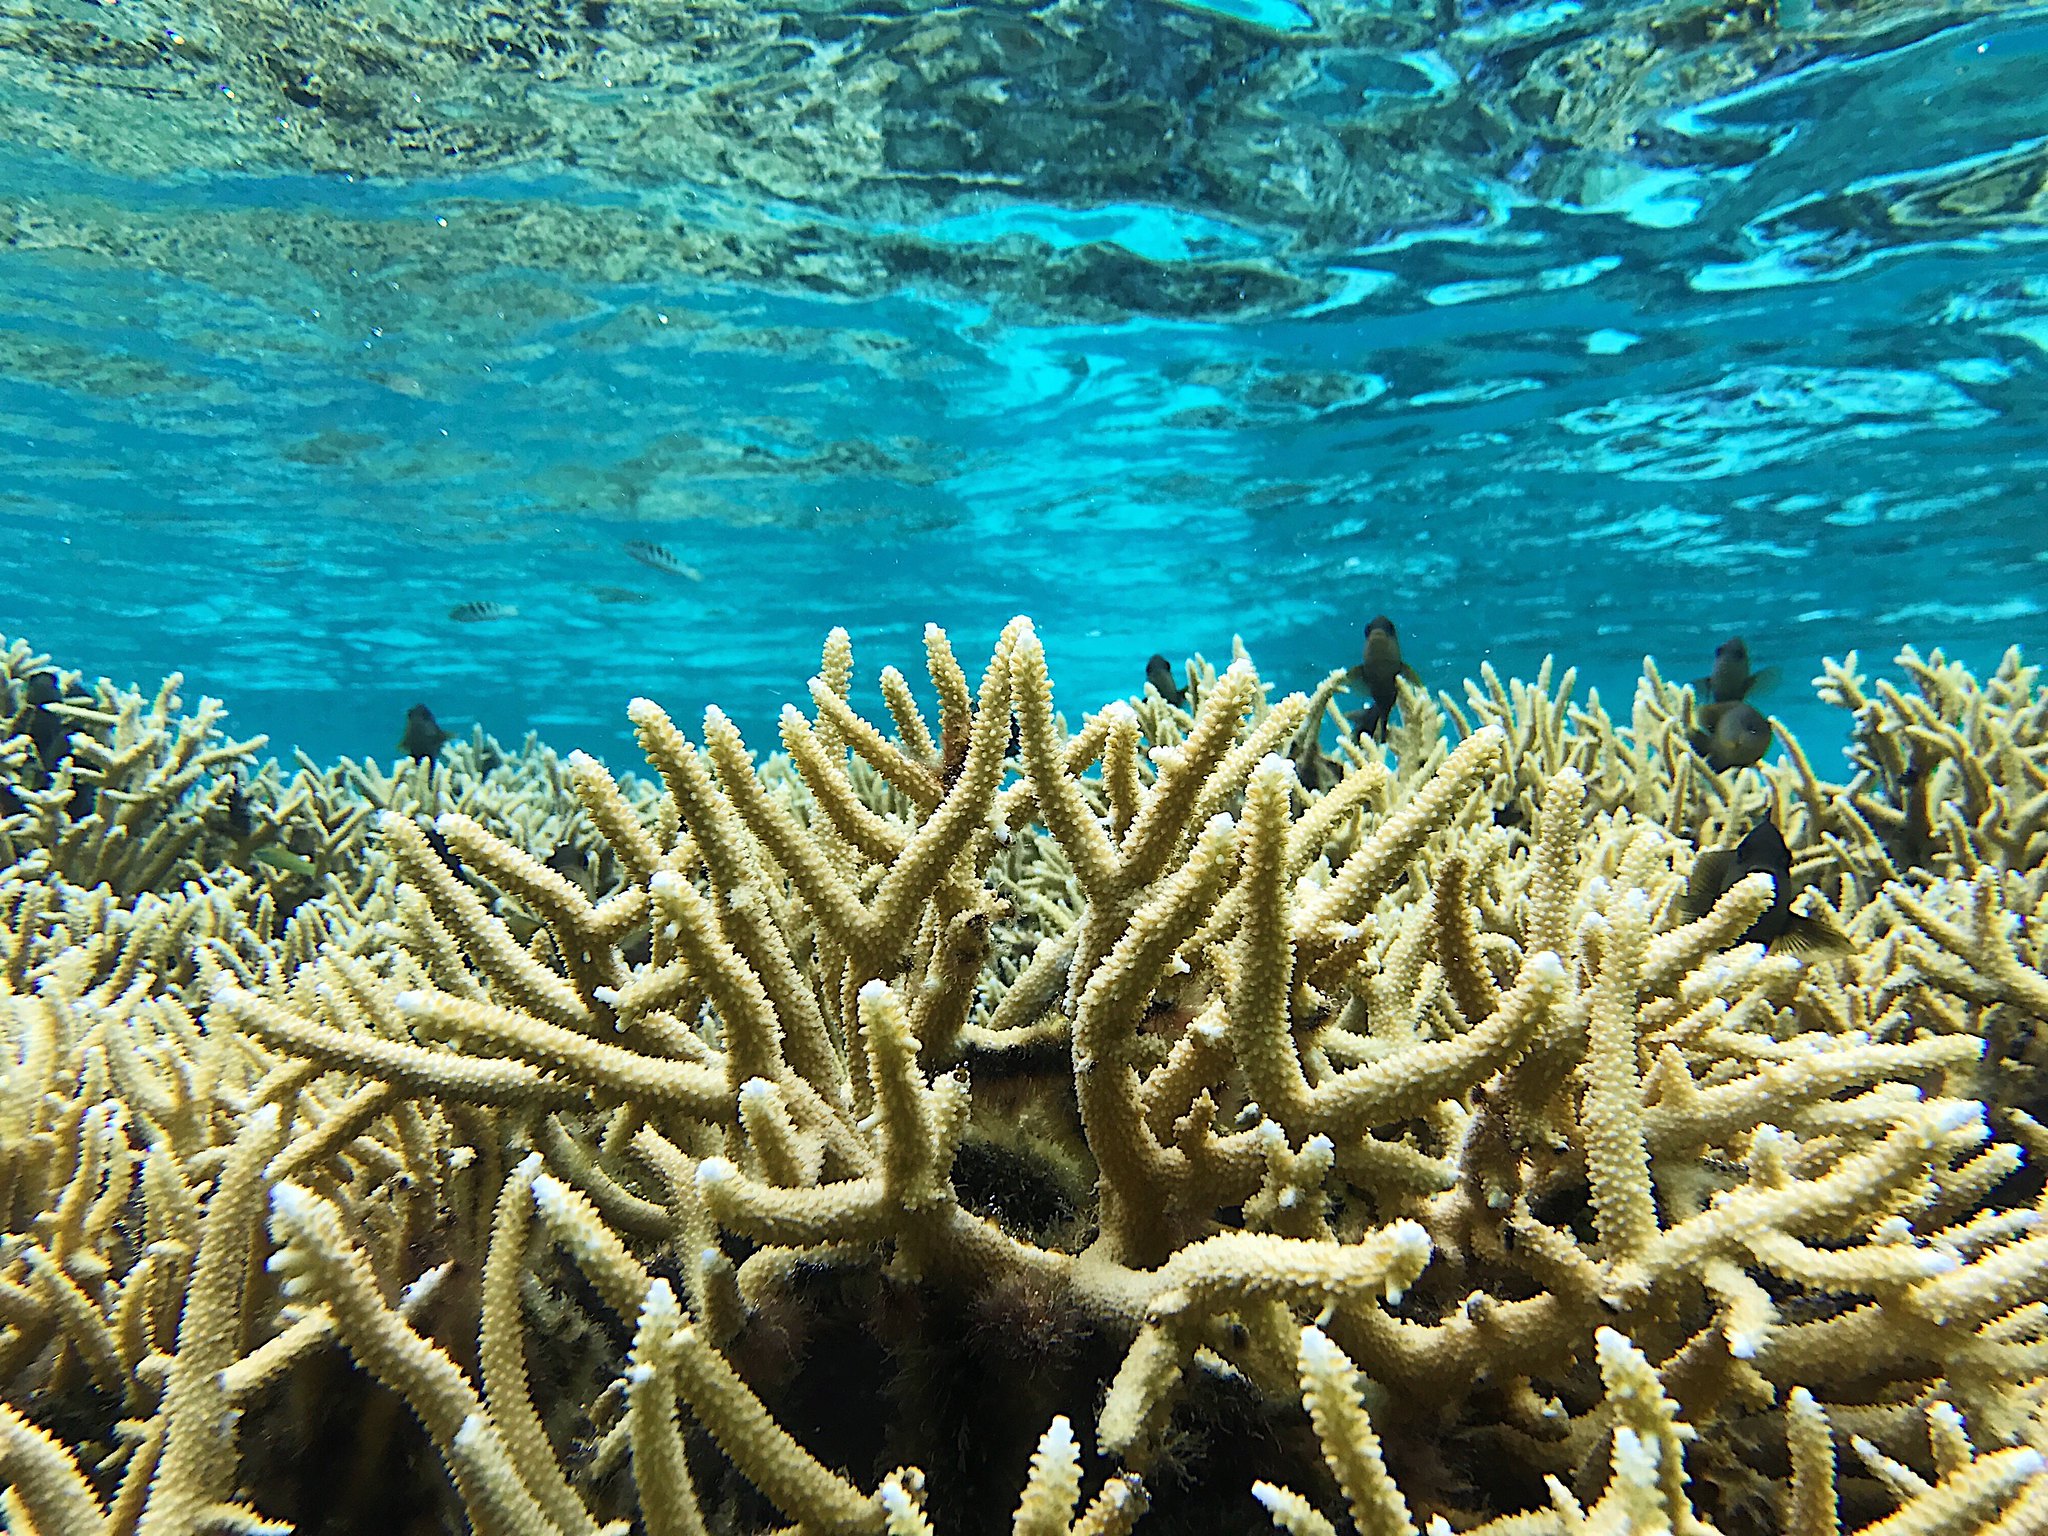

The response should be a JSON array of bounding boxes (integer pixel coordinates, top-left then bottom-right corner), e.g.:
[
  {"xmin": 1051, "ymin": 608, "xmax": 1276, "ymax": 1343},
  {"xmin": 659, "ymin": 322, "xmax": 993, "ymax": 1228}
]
[
  {"xmin": 1144, "ymin": 653, "xmax": 1186, "ymax": 707},
  {"xmin": 399, "ymin": 703, "xmax": 449, "ymax": 761},
  {"xmin": 625, "ymin": 539, "xmax": 702, "ymax": 580},
  {"xmin": 1691, "ymin": 699, "xmax": 1773, "ymax": 770},
  {"xmin": 1694, "ymin": 635, "xmax": 1779, "ymax": 703},
  {"xmin": 1683, "ymin": 819, "xmax": 1849, "ymax": 955},
  {"xmin": 1349, "ymin": 614, "xmax": 1418, "ymax": 740}
]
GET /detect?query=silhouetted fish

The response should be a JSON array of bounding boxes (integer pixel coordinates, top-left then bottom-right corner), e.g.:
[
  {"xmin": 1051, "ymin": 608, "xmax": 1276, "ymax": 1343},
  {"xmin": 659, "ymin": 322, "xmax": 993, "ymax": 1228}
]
[
  {"xmin": 1145, "ymin": 654, "xmax": 1186, "ymax": 707},
  {"xmin": 400, "ymin": 704, "xmax": 450, "ymax": 761},
  {"xmin": 1694, "ymin": 636, "xmax": 1779, "ymax": 704},
  {"xmin": 449, "ymin": 601, "xmax": 517, "ymax": 623},
  {"xmin": 22, "ymin": 671, "xmax": 88, "ymax": 772},
  {"xmin": 1691, "ymin": 701, "xmax": 1772, "ymax": 771},
  {"xmin": 222, "ymin": 778, "xmax": 252, "ymax": 838},
  {"xmin": 625, "ymin": 541, "xmax": 702, "ymax": 581},
  {"xmin": 419, "ymin": 820, "xmax": 466, "ymax": 878},
  {"xmin": 1349, "ymin": 616, "xmax": 1418, "ymax": 741},
  {"xmin": 1683, "ymin": 820, "xmax": 1849, "ymax": 956}
]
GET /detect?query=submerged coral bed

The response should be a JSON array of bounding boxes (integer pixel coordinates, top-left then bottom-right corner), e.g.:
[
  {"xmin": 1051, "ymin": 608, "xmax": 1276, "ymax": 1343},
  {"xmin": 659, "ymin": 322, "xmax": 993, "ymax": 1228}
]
[{"xmin": 2, "ymin": 623, "xmax": 2046, "ymax": 1536}]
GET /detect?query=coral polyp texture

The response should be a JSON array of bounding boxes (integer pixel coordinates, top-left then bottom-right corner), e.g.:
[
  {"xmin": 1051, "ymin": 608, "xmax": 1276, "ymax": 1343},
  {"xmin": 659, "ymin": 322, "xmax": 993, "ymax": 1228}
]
[{"xmin": 3, "ymin": 623, "xmax": 2047, "ymax": 1536}]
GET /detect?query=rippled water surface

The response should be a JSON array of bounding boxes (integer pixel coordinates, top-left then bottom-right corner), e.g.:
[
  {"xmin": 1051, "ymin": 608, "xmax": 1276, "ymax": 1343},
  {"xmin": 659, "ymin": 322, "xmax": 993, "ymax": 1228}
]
[{"xmin": 2, "ymin": 0, "xmax": 2044, "ymax": 759}]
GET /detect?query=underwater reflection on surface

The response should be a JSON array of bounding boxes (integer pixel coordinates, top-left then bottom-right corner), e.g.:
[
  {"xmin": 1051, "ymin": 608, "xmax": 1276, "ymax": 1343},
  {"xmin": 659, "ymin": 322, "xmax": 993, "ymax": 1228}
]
[{"xmin": 0, "ymin": 2, "xmax": 2041, "ymax": 761}]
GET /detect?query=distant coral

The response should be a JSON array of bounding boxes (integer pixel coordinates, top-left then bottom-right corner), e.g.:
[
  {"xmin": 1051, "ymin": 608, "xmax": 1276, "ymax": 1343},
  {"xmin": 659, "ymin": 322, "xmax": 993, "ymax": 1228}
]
[{"xmin": 3, "ymin": 624, "xmax": 2047, "ymax": 1536}]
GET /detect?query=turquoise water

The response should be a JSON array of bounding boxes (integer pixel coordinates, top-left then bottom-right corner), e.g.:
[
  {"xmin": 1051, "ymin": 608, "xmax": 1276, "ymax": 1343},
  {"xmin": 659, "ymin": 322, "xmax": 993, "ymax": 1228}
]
[{"xmin": 2, "ymin": 2, "xmax": 2044, "ymax": 762}]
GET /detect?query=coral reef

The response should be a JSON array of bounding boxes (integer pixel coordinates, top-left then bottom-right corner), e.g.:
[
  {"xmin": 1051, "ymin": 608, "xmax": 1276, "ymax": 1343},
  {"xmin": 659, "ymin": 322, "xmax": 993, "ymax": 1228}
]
[{"xmin": 3, "ymin": 623, "xmax": 2047, "ymax": 1536}]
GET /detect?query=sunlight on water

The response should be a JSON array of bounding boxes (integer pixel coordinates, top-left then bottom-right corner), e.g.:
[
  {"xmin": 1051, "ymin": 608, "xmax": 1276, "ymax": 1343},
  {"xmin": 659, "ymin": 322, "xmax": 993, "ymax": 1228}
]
[{"xmin": 0, "ymin": 0, "xmax": 2042, "ymax": 768}]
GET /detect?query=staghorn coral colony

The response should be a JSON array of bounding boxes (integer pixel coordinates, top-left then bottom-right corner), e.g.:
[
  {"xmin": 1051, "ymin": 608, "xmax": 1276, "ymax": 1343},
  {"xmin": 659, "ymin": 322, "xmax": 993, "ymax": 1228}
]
[{"xmin": 1, "ymin": 622, "xmax": 2047, "ymax": 1536}]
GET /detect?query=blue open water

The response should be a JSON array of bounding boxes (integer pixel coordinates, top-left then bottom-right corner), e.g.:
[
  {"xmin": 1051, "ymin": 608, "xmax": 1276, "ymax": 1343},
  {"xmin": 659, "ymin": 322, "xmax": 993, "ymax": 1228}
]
[{"xmin": 2, "ymin": 4, "xmax": 2043, "ymax": 765}]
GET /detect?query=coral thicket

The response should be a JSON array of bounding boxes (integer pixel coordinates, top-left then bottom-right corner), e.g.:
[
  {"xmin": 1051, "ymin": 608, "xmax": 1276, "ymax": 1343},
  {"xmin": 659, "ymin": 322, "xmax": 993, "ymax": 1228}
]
[{"xmin": 2, "ymin": 624, "xmax": 2046, "ymax": 1536}]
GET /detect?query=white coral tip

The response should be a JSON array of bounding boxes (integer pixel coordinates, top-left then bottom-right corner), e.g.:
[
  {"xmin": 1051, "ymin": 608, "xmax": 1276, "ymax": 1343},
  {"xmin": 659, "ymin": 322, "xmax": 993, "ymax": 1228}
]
[
  {"xmin": 1298, "ymin": 1325, "xmax": 1344, "ymax": 1374},
  {"xmin": 268, "ymin": 1183, "xmax": 317, "ymax": 1228},
  {"xmin": 1205, "ymin": 812, "xmax": 1237, "ymax": 836},
  {"xmin": 648, "ymin": 870, "xmax": 684, "ymax": 897},
  {"xmin": 626, "ymin": 696, "xmax": 663, "ymax": 724},
  {"xmin": 1935, "ymin": 1100, "xmax": 1986, "ymax": 1135},
  {"xmin": 399, "ymin": 1263, "xmax": 452, "ymax": 1318},
  {"xmin": 2014, "ymin": 1449, "xmax": 2045, "ymax": 1477},
  {"xmin": 393, "ymin": 990, "xmax": 429, "ymax": 1016},
  {"xmin": 1251, "ymin": 1485, "xmax": 1291, "ymax": 1517},
  {"xmin": 567, "ymin": 749, "xmax": 597, "ymax": 770},
  {"xmin": 925, "ymin": 622, "xmax": 943, "ymax": 640},
  {"xmin": 696, "ymin": 1157, "xmax": 738, "ymax": 1189},
  {"xmin": 739, "ymin": 1077, "xmax": 777, "ymax": 1105},
  {"xmin": 593, "ymin": 986, "xmax": 619, "ymax": 1005},
  {"xmin": 531, "ymin": 1174, "xmax": 572, "ymax": 1220},
  {"xmin": 858, "ymin": 978, "xmax": 893, "ymax": 1004}
]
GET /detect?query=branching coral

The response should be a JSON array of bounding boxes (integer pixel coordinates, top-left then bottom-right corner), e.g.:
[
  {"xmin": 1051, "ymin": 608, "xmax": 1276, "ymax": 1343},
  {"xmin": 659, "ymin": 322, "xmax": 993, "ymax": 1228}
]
[{"xmin": 2, "ymin": 626, "xmax": 2046, "ymax": 1536}]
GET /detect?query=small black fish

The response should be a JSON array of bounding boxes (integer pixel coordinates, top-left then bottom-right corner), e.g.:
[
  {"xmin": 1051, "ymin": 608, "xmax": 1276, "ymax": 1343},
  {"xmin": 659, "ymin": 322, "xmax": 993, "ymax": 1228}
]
[
  {"xmin": 22, "ymin": 671, "xmax": 84, "ymax": 772},
  {"xmin": 1690, "ymin": 700, "xmax": 1773, "ymax": 771},
  {"xmin": 1683, "ymin": 821, "xmax": 1849, "ymax": 956},
  {"xmin": 1349, "ymin": 616, "xmax": 1419, "ymax": 741},
  {"xmin": 221, "ymin": 778, "xmax": 252, "ymax": 838},
  {"xmin": 1693, "ymin": 637, "xmax": 1779, "ymax": 704},
  {"xmin": 400, "ymin": 704, "xmax": 450, "ymax": 761},
  {"xmin": 625, "ymin": 540, "xmax": 702, "ymax": 581},
  {"xmin": 1145, "ymin": 654, "xmax": 1186, "ymax": 708},
  {"xmin": 449, "ymin": 601, "xmax": 517, "ymax": 623},
  {"xmin": 419, "ymin": 820, "xmax": 466, "ymax": 878}
]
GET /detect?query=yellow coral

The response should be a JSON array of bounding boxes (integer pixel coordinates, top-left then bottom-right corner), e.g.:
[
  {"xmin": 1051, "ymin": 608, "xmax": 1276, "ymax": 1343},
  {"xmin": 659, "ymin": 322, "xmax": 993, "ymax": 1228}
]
[{"xmin": 3, "ymin": 626, "xmax": 2047, "ymax": 1536}]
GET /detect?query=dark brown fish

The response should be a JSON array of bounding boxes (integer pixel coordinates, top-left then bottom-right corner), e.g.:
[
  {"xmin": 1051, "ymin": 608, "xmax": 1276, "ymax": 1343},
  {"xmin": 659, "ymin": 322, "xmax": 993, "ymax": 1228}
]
[
  {"xmin": 1145, "ymin": 654, "xmax": 1186, "ymax": 707},
  {"xmin": 1349, "ymin": 615, "xmax": 1419, "ymax": 741},
  {"xmin": 418, "ymin": 820, "xmax": 467, "ymax": 878},
  {"xmin": 22, "ymin": 671, "xmax": 88, "ymax": 772},
  {"xmin": 1690, "ymin": 700, "xmax": 1773, "ymax": 771},
  {"xmin": 1682, "ymin": 820, "xmax": 1849, "ymax": 956},
  {"xmin": 400, "ymin": 704, "xmax": 450, "ymax": 761},
  {"xmin": 1693, "ymin": 637, "xmax": 1779, "ymax": 704},
  {"xmin": 221, "ymin": 778, "xmax": 252, "ymax": 838}
]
